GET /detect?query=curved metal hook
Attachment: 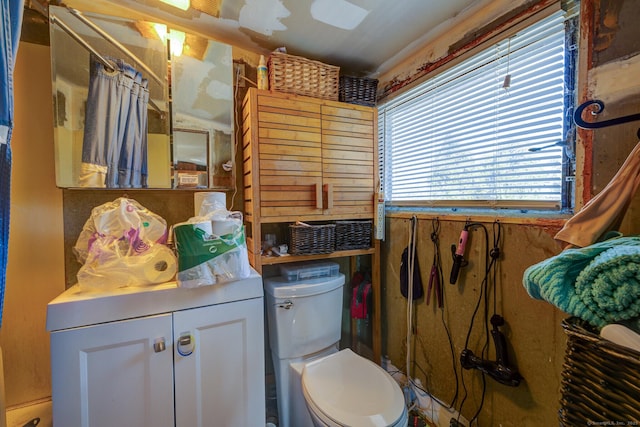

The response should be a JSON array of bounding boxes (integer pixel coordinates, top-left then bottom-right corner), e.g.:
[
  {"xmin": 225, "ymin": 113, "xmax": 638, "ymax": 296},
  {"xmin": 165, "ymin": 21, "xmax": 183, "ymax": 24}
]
[{"xmin": 574, "ymin": 99, "xmax": 640, "ymax": 130}]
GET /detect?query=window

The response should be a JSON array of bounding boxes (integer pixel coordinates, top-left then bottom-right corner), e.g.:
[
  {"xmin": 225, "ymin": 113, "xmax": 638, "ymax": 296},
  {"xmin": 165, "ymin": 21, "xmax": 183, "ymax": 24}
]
[{"xmin": 378, "ymin": 9, "xmax": 578, "ymax": 212}]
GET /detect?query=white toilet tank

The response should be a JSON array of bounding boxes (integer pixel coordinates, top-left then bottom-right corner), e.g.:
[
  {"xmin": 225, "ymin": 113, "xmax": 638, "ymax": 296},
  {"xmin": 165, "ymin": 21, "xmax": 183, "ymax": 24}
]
[{"xmin": 264, "ymin": 266, "xmax": 345, "ymax": 360}]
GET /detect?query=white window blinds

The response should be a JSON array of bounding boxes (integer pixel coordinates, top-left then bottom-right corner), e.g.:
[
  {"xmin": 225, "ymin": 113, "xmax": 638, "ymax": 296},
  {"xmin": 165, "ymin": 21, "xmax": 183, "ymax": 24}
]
[{"xmin": 378, "ymin": 11, "xmax": 571, "ymax": 210}]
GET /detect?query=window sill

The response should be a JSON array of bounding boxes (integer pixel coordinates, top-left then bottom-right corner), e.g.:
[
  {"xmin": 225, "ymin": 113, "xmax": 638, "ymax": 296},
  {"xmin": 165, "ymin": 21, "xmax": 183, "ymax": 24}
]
[{"xmin": 385, "ymin": 205, "xmax": 571, "ymax": 227}]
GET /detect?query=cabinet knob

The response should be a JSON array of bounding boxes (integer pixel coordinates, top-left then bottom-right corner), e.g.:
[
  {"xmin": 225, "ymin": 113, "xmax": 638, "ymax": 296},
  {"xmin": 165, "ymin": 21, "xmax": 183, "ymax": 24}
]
[
  {"xmin": 153, "ymin": 338, "xmax": 166, "ymax": 353},
  {"xmin": 177, "ymin": 333, "xmax": 195, "ymax": 356}
]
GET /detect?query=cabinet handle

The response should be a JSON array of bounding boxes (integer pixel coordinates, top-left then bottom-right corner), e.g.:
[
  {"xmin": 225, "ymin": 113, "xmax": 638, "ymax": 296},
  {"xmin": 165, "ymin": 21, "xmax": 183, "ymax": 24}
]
[
  {"xmin": 177, "ymin": 333, "xmax": 195, "ymax": 356},
  {"xmin": 315, "ymin": 183, "xmax": 322, "ymax": 209},
  {"xmin": 324, "ymin": 183, "xmax": 334, "ymax": 209},
  {"xmin": 153, "ymin": 338, "xmax": 166, "ymax": 353},
  {"xmin": 278, "ymin": 300, "xmax": 293, "ymax": 310}
]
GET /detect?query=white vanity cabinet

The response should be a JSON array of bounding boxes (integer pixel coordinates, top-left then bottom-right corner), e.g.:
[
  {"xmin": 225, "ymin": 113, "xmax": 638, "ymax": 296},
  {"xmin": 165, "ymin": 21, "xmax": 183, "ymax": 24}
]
[{"xmin": 47, "ymin": 271, "xmax": 265, "ymax": 427}]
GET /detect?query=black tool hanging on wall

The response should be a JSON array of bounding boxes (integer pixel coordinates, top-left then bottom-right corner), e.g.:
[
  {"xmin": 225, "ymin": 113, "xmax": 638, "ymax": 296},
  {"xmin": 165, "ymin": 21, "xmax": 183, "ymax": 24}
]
[
  {"xmin": 427, "ymin": 218, "xmax": 443, "ymax": 307},
  {"xmin": 400, "ymin": 216, "xmax": 423, "ymax": 300},
  {"xmin": 458, "ymin": 221, "xmax": 523, "ymax": 388},
  {"xmin": 460, "ymin": 314, "xmax": 523, "ymax": 387}
]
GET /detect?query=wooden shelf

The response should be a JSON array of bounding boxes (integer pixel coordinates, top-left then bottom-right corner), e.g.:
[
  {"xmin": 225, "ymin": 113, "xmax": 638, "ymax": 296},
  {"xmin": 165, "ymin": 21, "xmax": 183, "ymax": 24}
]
[{"xmin": 261, "ymin": 248, "xmax": 377, "ymax": 266}]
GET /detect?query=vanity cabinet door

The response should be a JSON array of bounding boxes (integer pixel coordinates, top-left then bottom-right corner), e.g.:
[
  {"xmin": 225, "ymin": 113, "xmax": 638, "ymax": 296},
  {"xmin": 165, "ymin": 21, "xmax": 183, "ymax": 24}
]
[
  {"xmin": 173, "ymin": 297, "xmax": 265, "ymax": 427},
  {"xmin": 50, "ymin": 314, "xmax": 174, "ymax": 427}
]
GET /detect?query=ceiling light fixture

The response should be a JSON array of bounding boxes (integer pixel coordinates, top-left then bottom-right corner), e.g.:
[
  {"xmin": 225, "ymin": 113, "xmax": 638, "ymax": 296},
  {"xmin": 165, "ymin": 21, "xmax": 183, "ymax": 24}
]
[
  {"xmin": 159, "ymin": 0, "xmax": 190, "ymax": 11},
  {"xmin": 152, "ymin": 24, "xmax": 186, "ymax": 57},
  {"xmin": 169, "ymin": 29, "xmax": 186, "ymax": 57},
  {"xmin": 153, "ymin": 23, "xmax": 168, "ymax": 40}
]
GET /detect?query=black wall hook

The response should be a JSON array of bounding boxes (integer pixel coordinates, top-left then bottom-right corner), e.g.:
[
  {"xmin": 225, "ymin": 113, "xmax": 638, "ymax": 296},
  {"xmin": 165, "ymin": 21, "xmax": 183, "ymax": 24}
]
[{"xmin": 574, "ymin": 99, "xmax": 640, "ymax": 139}]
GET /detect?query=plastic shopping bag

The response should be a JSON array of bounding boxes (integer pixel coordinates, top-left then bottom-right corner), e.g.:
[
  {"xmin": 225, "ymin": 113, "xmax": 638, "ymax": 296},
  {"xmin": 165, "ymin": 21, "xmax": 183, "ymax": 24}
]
[{"xmin": 173, "ymin": 203, "xmax": 250, "ymax": 288}]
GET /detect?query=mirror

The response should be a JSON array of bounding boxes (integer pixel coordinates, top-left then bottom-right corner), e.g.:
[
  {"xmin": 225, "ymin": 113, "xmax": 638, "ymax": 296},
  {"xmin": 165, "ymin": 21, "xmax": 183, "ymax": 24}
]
[
  {"xmin": 170, "ymin": 34, "xmax": 234, "ymax": 190},
  {"xmin": 173, "ymin": 129, "xmax": 209, "ymax": 188},
  {"xmin": 49, "ymin": 6, "xmax": 234, "ymax": 190}
]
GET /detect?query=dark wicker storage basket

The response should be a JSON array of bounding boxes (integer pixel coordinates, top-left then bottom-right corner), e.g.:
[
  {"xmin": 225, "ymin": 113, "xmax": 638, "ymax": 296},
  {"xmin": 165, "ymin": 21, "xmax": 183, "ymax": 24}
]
[
  {"xmin": 339, "ymin": 76, "xmax": 378, "ymax": 106},
  {"xmin": 268, "ymin": 52, "xmax": 340, "ymax": 101},
  {"xmin": 335, "ymin": 220, "xmax": 373, "ymax": 251},
  {"xmin": 289, "ymin": 223, "xmax": 336, "ymax": 255},
  {"xmin": 559, "ymin": 317, "xmax": 640, "ymax": 425}
]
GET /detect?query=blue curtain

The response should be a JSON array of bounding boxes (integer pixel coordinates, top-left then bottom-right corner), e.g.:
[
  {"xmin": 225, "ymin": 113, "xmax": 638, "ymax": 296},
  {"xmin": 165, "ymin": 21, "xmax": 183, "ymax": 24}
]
[
  {"xmin": 80, "ymin": 55, "xmax": 149, "ymax": 188},
  {"xmin": 0, "ymin": 0, "xmax": 24, "ymax": 327}
]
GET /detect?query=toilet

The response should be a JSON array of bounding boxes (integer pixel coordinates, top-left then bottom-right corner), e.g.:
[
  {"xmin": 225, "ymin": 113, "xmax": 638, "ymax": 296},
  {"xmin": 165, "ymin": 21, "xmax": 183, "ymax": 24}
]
[{"xmin": 264, "ymin": 262, "xmax": 408, "ymax": 427}]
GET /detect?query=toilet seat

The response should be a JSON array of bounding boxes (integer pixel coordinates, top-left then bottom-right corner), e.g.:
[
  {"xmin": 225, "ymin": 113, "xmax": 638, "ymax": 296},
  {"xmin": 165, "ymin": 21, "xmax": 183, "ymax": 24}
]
[{"xmin": 301, "ymin": 349, "xmax": 407, "ymax": 427}]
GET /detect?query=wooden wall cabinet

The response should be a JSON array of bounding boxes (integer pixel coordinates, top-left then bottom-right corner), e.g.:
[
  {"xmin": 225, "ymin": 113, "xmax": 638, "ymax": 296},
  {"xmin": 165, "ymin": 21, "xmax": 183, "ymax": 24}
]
[{"xmin": 241, "ymin": 88, "xmax": 380, "ymax": 361}]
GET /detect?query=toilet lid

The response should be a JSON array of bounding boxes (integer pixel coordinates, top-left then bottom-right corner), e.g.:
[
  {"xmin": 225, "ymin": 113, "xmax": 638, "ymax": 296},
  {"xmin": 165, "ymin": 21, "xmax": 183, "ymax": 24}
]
[{"xmin": 302, "ymin": 349, "xmax": 405, "ymax": 427}]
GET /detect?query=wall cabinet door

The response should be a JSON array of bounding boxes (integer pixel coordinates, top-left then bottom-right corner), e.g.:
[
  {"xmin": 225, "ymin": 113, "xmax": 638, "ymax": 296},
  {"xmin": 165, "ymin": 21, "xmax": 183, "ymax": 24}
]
[
  {"xmin": 255, "ymin": 92, "xmax": 324, "ymax": 217},
  {"xmin": 50, "ymin": 314, "xmax": 175, "ymax": 427},
  {"xmin": 321, "ymin": 103, "xmax": 376, "ymax": 217},
  {"xmin": 173, "ymin": 298, "xmax": 265, "ymax": 427}
]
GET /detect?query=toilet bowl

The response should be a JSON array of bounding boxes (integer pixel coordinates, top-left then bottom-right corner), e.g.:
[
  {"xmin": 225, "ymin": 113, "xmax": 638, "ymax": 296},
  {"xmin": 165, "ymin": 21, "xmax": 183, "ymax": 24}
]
[
  {"xmin": 302, "ymin": 349, "xmax": 408, "ymax": 427},
  {"xmin": 264, "ymin": 263, "xmax": 408, "ymax": 427}
]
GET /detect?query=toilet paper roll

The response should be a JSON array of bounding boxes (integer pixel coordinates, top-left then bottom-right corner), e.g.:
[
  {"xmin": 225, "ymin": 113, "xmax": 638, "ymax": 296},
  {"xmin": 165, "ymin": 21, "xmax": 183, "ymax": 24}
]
[
  {"xmin": 193, "ymin": 221, "xmax": 213, "ymax": 236},
  {"xmin": 77, "ymin": 244, "xmax": 177, "ymax": 291},
  {"xmin": 142, "ymin": 245, "xmax": 178, "ymax": 284},
  {"xmin": 194, "ymin": 192, "xmax": 226, "ymax": 216},
  {"xmin": 211, "ymin": 219, "xmax": 240, "ymax": 237}
]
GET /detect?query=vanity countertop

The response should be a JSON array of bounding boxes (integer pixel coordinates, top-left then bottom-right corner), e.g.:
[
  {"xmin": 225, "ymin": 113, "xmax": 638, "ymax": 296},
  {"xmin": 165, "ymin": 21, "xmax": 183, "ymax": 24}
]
[{"xmin": 46, "ymin": 269, "xmax": 263, "ymax": 332}]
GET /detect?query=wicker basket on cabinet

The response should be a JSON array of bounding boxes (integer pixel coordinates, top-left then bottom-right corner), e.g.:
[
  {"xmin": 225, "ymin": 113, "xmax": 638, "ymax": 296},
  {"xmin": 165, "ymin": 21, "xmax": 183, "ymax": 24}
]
[
  {"xmin": 289, "ymin": 223, "xmax": 336, "ymax": 255},
  {"xmin": 339, "ymin": 76, "xmax": 378, "ymax": 106},
  {"xmin": 335, "ymin": 220, "xmax": 373, "ymax": 250},
  {"xmin": 268, "ymin": 52, "xmax": 340, "ymax": 101}
]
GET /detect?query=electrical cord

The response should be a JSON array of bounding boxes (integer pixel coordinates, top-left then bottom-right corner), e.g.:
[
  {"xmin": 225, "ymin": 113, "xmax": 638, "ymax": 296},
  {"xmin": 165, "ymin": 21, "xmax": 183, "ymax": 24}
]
[
  {"xmin": 455, "ymin": 222, "xmax": 487, "ymax": 425},
  {"xmin": 399, "ymin": 218, "xmax": 505, "ymax": 425},
  {"xmin": 406, "ymin": 215, "xmax": 418, "ymax": 393},
  {"xmin": 402, "ymin": 217, "xmax": 465, "ymax": 421},
  {"xmin": 412, "ymin": 360, "xmax": 459, "ymax": 416},
  {"xmin": 472, "ymin": 221, "xmax": 502, "ymax": 424},
  {"xmin": 455, "ymin": 221, "xmax": 503, "ymax": 426},
  {"xmin": 430, "ymin": 218, "xmax": 460, "ymax": 409},
  {"xmin": 230, "ymin": 62, "xmax": 242, "ymax": 210}
]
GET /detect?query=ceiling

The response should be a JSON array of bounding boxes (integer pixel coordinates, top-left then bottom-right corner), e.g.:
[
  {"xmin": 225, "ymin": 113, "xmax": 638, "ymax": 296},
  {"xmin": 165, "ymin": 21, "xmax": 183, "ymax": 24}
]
[{"xmin": 53, "ymin": 0, "xmax": 485, "ymax": 76}]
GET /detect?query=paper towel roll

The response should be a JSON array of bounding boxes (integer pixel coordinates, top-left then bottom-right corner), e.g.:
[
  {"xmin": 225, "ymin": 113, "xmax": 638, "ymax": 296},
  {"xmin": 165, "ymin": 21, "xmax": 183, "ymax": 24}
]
[{"xmin": 194, "ymin": 192, "xmax": 226, "ymax": 216}]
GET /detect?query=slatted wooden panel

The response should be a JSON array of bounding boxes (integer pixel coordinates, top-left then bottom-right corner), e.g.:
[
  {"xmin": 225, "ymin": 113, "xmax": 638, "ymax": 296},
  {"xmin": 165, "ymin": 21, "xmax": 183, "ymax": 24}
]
[
  {"xmin": 321, "ymin": 103, "xmax": 376, "ymax": 216},
  {"xmin": 256, "ymin": 93, "xmax": 324, "ymax": 218},
  {"xmin": 241, "ymin": 91, "xmax": 257, "ymax": 267}
]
